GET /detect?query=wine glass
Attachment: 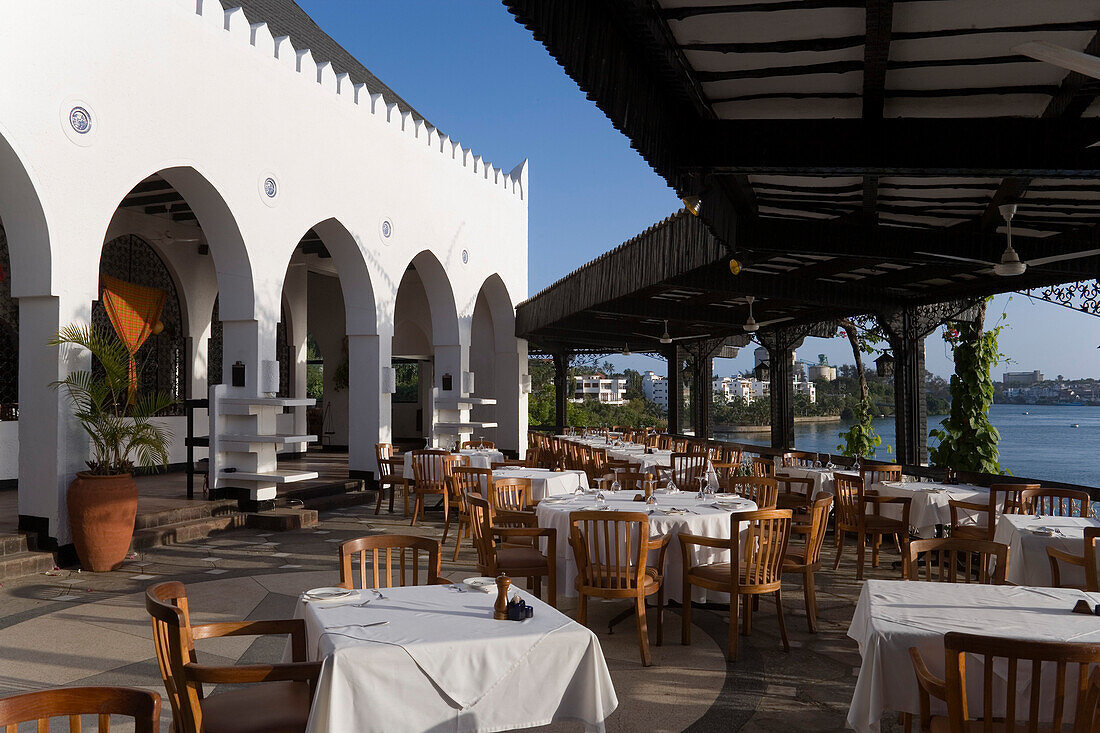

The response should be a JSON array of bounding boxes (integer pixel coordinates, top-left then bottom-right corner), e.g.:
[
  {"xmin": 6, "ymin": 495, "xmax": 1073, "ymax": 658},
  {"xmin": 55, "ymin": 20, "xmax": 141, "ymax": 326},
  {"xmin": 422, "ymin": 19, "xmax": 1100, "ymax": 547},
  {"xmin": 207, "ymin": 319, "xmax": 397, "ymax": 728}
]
[
  {"xmin": 610, "ymin": 475, "xmax": 622, "ymax": 494},
  {"xmin": 825, "ymin": 454, "xmax": 835, "ymax": 470},
  {"xmin": 813, "ymin": 453, "xmax": 822, "ymax": 469},
  {"xmin": 594, "ymin": 480, "xmax": 607, "ymax": 508},
  {"xmin": 695, "ymin": 475, "xmax": 707, "ymax": 501}
]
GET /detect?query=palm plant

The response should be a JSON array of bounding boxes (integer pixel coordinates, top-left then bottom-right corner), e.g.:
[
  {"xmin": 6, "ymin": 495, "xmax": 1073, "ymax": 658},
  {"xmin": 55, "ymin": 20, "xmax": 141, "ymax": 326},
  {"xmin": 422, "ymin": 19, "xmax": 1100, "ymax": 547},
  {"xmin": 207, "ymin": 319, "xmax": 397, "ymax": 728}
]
[{"xmin": 50, "ymin": 324, "xmax": 176, "ymax": 475}]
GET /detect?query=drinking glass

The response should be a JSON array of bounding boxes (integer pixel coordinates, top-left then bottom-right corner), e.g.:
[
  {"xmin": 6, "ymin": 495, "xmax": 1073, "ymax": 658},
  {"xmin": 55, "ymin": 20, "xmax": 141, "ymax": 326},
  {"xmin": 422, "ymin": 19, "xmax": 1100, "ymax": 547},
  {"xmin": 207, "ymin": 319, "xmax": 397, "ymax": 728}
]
[
  {"xmin": 610, "ymin": 476, "xmax": 621, "ymax": 493},
  {"xmin": 813, "ymin": 453, "xmax": 822, "ymax": 469},
  {"xmin": 695, "ymin": 476, "xmax": 707, "ymax": 501}
]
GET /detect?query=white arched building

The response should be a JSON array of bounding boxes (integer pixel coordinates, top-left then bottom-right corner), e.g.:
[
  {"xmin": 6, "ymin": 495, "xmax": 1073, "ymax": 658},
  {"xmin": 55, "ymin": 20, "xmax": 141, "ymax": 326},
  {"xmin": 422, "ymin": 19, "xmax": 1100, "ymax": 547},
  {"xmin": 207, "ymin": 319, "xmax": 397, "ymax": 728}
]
[{"xmin": 0, "ymin": 0, "xmax": 529, "ymax": 546}]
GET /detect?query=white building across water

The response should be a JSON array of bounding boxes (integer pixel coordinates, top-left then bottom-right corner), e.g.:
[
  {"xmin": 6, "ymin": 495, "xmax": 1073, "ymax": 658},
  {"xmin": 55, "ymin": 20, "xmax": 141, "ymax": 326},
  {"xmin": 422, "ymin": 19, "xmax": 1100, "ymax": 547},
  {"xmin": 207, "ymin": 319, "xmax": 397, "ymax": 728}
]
[{"xmin": 0, "ymin": 0, "xmax": 529, "ymax": 547}]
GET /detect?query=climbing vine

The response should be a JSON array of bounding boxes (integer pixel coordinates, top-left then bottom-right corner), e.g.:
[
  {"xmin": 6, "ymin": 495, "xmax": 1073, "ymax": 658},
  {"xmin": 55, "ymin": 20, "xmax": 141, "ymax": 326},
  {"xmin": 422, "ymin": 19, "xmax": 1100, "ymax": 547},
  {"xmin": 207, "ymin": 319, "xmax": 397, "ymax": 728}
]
[
  {"xmin": 835, "ymin": 317, "xmax": 887, "ymax": 458},
  {"xmin": 928, "ymin": 303, "xmax": 1007, "ymax": 474}
]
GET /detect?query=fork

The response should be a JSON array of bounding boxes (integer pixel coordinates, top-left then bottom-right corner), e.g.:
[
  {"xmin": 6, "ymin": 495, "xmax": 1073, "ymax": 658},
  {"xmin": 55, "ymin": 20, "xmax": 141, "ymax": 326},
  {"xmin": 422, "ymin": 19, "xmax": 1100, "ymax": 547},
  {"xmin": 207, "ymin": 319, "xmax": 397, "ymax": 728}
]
[
  {"xmin": 319, "ymin": 599, "xmax": 372, "ymax": 610},
  {"xmin": 448, "ymin": 584, "xmax": 467, "ymax": 593},
  {"xmin": 370, "ymin": 588, "xmax": 387, "ymax": 600}
]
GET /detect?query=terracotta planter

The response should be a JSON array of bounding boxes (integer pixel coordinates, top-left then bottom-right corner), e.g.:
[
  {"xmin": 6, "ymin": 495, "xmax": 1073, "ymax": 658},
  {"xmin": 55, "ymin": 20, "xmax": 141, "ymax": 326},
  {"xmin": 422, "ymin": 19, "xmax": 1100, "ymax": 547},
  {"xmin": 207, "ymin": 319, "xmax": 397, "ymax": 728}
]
[{"xmin": 67, "ymin": 472, "xmax": 138, "ymax": 572}]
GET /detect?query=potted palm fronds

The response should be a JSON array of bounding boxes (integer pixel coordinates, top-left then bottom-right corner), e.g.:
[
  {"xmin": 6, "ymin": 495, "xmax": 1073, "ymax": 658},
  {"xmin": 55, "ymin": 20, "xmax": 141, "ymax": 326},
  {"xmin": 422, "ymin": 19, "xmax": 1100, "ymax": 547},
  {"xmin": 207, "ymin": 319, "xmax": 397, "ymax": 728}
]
[{"xmin": 51, "ymin": 324, "xmax": 176, "ymax": 571}]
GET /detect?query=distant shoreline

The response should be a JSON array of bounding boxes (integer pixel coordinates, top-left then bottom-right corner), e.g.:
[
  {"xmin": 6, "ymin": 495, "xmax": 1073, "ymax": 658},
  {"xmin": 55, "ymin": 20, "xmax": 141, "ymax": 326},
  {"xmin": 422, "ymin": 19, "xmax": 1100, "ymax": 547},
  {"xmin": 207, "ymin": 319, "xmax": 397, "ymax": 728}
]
[{"xmin": 715, "ymin": 416, "xmax": 843, "ymax": 433}]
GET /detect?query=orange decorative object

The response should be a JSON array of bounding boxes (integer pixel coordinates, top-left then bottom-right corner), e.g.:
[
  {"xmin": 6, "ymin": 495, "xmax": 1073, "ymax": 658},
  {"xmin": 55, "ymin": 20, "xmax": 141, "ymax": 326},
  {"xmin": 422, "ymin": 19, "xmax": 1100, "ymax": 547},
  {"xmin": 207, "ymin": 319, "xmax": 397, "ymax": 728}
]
[{"xmin": 100, "ymin": 275, "xmax": 166, "ymax": 399}]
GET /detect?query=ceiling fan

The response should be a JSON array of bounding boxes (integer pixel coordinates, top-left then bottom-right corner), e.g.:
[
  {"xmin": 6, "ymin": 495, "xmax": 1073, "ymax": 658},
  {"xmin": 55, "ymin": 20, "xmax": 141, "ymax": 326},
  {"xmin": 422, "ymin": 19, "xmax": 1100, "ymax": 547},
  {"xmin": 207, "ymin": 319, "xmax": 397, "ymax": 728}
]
[
  {"xmin": 1013, "ymin": 40, "xmax": 1100, "ymax": 81},
  {"xmin": 916, "ymin": 204, "xmax": 1100, "ymax": 277},
  {"xmin": 742, "ymin": 296, "xmax": 792, "ymax": 333},
  {"xmin": 631, "ymin": 320, "xmax": 710, "ymax": 344}
]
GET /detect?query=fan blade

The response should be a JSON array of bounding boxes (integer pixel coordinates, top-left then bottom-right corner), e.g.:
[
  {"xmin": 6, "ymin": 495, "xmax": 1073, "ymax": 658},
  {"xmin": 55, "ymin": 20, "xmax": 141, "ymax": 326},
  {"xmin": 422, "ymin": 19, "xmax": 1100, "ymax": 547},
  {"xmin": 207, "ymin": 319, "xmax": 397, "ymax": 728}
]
[
  {"xmin": 914, "ymin": 250, "xmax": 998, "ymax": 267},
  {"xmin": 1024, "ymin": 248, "xmax": 1100, "ymax": 267},
  {"xmin": 1013, "ymin": 41, "xmax": 1100, "ymax": 81},
  {"xmin": 670, "ymin": 334, "xmax": 712, "ymax": 341},
  {"xmin": 754, "ymin": 317, "xmax": 794, "ymax": 328}
]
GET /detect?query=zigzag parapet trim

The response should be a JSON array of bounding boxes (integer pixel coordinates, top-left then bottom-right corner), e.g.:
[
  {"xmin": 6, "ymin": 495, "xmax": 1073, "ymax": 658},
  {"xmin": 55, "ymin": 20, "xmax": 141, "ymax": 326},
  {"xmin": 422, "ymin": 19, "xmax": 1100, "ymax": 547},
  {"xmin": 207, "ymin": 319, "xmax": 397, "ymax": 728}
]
[{"xmin": 177, "ymin": 0, "xmax": 527, "ymax": 200}]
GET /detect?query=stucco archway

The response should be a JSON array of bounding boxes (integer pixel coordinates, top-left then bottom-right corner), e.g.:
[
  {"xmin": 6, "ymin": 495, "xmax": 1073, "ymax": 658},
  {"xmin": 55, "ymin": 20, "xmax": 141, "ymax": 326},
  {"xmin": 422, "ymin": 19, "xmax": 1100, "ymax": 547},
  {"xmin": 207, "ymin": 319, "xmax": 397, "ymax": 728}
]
[{"xmin": 470, "ymin": 274, "xmax": 525, "ymax": 453}]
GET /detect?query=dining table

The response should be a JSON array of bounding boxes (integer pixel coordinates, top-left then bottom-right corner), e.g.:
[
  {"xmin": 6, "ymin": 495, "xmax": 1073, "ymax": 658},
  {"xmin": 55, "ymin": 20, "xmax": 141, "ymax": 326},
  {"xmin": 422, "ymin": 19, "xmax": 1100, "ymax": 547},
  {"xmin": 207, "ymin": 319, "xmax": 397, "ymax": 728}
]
[
  {"xmin": 295, "ymin": 583, "xmax": 618, "ymax": 733},
  {"xmin": 402, "ymin": 448, "xmax": 506, "ymax": 479},
  {"xmin": 489, "ymin": 467, "xmax": 589, "ymax": 501},
  {"xmin": 871, "ymin": 480, "xmax": 990, "ymax": 538},
  {"xmin": 993, "ymin": 513, "xmax": 1100, "ymax": 587},
  {"xmin": 847, "ymin": 579, "xmax": 1100, "ymax": 733},
  {"xmin": 775, "ymin": 465, "xmax": 839, "ymax": 499},
  {"xmin": 535, "ymin": 490, "xmax": 757, "ymax": 604}
]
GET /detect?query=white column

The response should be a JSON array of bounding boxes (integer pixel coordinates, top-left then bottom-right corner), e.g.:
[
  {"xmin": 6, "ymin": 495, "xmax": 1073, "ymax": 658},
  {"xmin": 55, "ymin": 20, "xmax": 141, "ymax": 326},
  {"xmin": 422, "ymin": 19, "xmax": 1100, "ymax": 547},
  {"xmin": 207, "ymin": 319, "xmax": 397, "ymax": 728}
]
[
  {"xmin": 348, "ymin": 328, "xmax": 386, "ymax": 475},
  {"xmin": 493, "ymin": 344, "xmax": 527, "ymax": 455},
  {"xmin": 17, "ymin": 288, "xmax": 95, "ymax": 545},
  {"xmin": 283, "ymin": 264, "xmax": 309, "ymax": 446}
]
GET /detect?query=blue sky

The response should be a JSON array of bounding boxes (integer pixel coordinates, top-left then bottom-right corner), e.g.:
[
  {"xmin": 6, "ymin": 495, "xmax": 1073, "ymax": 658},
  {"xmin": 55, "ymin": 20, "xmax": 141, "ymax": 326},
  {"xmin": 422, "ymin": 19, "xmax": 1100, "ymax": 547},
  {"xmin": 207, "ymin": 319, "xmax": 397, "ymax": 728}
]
[{"xmin": 296, "ymin": 0, "xmax": 1100, "ymax": 380}]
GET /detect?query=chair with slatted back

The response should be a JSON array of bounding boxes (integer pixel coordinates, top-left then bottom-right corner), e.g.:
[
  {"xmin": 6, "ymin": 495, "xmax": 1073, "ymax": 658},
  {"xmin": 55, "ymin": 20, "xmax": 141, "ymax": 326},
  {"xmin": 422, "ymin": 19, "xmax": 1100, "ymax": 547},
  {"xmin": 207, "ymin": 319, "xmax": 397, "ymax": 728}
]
[
  {"xmin": 671, "ymin": 452, "xmax": 708, "ymax": 488},
  {"xmin": 781, "ymin": 451, "xmax": 816, "ymax": 468},
  {"xmin": 671, "ymin": 438, "xmax": 689, "ymax": 453},
  {"xmin": 782, "ymin": 495, "xmax": 834, "ymax": 632},
  {"xmin": 1022, "ymin": 487, "xmax": 1092, "ymax": 517},
  {"xmin": 586, "ymin": 447, "xmax": 608, "ymax": 485},
  {"xmin": 991, "ymin": 482, "xmax": 1038, "ymax": 515},
  {"xmin": 612, "ymin": 471, "xmax": 654, "ymax": 493},
  {"xmin": 374, "ymin": 442, "xmax": 409, "ymax": 516},
  {"xmin": 860, "ymin": 464, "xmax": 903, "ymax": 487},
  {"xmin": 0, "ymin": 687, "xmax": 161, "ymax": 733},
  {"xmin": 467, "ymin": 494, "xmax": 557, "ymax": 607},
  {"xmin": 462, "ymin": 439, "xmax": 495, "ymax": 449},
  {"xmin": 832, "ymin": 472, "xmax": 912, "ymax": 580},
  {"xmin": 489, "ymin": 477, "xmax": 532, "ymax": 513},
  {"xmin": 1048, "ymin": 545, "xmax": 1089, "ymax": 590},
  {"xmin": 446, "ymin": 465, "xmax": 492, "ymax": 560},
  {"xmin": 146, "ymin": 581, "xmax": 320, "ymax": 733},
  {"xmin": 907, "ymin": 538, "xmax": 1008, "ymax": 584},
  {"xmin": 680, "ymin": 509, "xmax": 792, "ymax": 661},
  {"xmin": 410, "ymin": 450, "xmax": 460, "ymax": 533},
  {"xmin": 776, "ymin": 475, "xmax": 815, "ymax": 512},
  {"xmin": 751, "ymin": 456, "xmax": 775, "ymax": 478},
  {"xmin": 655, "ymin": 434, "xmax": 672, "ymax": 451},
  {"xmin": 569, "ymin": 510, "xmax": 670, "ymax": 666},
  {"xmin": 338, "ymin": 535, "xmax": 448, "ymax": 589},
  {"xmin": 909, "ymin": 632, "xmax": 1100, "ymax": 733},
  {"xmin": 724, "ymin": 476, "xmax": 779, "ymax": 509}
]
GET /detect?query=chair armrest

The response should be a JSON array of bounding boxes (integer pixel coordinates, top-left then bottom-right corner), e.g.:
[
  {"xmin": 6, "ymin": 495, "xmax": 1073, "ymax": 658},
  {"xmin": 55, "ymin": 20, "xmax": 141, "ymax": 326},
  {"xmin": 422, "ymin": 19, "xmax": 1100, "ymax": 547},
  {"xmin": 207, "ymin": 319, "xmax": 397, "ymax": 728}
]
[
  {"xmin": 647, "ymin": 533, "xmax": 672, "ymax": 551},
  {"xmin": 864, "ymin": 496, "xmax": 912, "ymax": 506},
  {"xmin": 496, "ymin": 510, "xmax": 538, "ymax": 527},
  {"xmin": 493, "ymin": 526, "xmax": 556, "ymax": 540},
  {"xmin": 193, "ymin": 618, "xmax": 308, "ymax": 661},
  {"xmin": 677, "ymin": 532, "xmax": 730, "ymax": 550},
  {"xmin": 432, "ymin": 576, "xmax": 455, "ymax": 585},
  {"xmin": 185, "ymin": 661, "xmax": 322, "ymax": 685},
  {"xmin": 908, "ymin": 647, "xmax": 946, "ymax": 723}
]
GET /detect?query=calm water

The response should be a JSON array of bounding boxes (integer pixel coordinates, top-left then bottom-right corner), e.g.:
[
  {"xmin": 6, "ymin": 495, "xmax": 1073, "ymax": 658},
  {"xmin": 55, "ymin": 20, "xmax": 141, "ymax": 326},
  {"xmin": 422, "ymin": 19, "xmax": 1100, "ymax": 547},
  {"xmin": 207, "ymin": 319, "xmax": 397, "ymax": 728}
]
[{"xmin": 716, "ymin": 403, "xmax": 1100, "ymax": 488}]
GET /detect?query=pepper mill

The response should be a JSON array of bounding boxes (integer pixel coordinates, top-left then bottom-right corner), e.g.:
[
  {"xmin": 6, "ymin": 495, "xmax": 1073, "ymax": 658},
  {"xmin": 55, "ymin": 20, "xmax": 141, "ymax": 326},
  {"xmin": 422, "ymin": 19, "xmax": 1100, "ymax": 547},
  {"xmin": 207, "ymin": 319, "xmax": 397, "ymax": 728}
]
[{"xmin": 493, "ymin": 574, "xmax": 512, "ymax": 620}]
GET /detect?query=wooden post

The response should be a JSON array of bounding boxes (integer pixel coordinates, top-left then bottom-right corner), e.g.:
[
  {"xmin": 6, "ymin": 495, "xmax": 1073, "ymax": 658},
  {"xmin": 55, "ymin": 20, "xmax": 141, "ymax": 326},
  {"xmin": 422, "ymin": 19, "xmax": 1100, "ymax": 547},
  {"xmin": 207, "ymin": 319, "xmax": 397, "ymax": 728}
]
[
  {"xmin": 888, "ymin": 310, "xmax": 928, "ymax": 465},
  {"xmin": 667, "ymin": 347, "xmax": 681, "ymax": 434},
  {"xmin": 767, "ymin": 344, "xmax": 795, "ymax": 450},
  {"xmin": 553, "ymin": 351, "xmax": 570, "ymax": 434},
  {"xmin": 691, "ymin": 354, "xmax": 713, "ymax": 440}
]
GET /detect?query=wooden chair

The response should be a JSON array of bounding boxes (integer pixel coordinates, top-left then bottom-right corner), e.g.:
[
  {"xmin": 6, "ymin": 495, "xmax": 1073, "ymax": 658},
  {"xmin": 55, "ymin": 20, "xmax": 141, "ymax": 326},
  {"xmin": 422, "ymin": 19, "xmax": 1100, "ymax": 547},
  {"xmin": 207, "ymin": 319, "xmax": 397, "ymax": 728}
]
[
  {"xmin": 462, "ymin": 439, "xmax": 495, "ymax": 449},
  {"xmin": 612, "ymin": 471, "xmax": 654, "ymax": 492},
  {"xmin": 656, "ymin": 434, "xmax": 673, "ymax": 451},
  {"xmin": 781, "ymin": 451, "xmax": 817, "ymax": 468},
  {"xmin": 909, "ymin": 632, "xmax": 1100, "ymax": 733},
  {"xmin": 782, "ymin": 495, "xmax": 833, "ymax": 632},
  {"xmin": 671, "ymin": 438, "xmax": 690, "ymax": 453},
  {"xmin": 991, "ymin": 482, "xmax": 1039, "ymax": 515},
  {"xmin": 447, "ymin": 466, "xmax": 491, "ymax": 560},
  {"xmin": 776, "ymin": 475, "xmax": 815, "ymax": 511},
  {"xmin": 410, "ymin": 449, "xmax": 460, "ymax": 532},
  {"xmin": 723, "ymin": 476, "xmax": 779, "ymax": 509},
  {"xmin": 338, "ymin": 534, "xmax": 447, "ymax": 589},
  {"xmin": 569, "ymin": 510, "xmax": 670, "ymax": 666},
  {"xmin": 751, "ymin": 456, "xmax": 775, "ymax": 478},
  {"xmin": 491, "ymin": 458, "xmax": 529, "ymax": 469},
  {"xmin": 671, "ymin": 452, "xmax": 709, "ymax": 487},
  {"xmin": 374, "ymin": 442, "xmax": 409, "ymax": 516},
  {"xmin": 1046, "ymin": 528, "xmax": 1100, "ymax": 591},
  {"xmin": 489, "ymin": 477, "xmax": 532, "ymax": 512},
  {"xmin": 907, "ymin": 538, "xmax": 1008, "ymax": 584},
  {"xmin": 1021, "ymin": 487, "xmax": 1092, "ymax": 517},
  {"xmin": 860, "ymin": 464, "xmax": 903, "ymax": 487},
  {"xmin": 680, "ymin": 508, "xmax": 792, "ymax": 661},
  {"xmin": 1080, "ymin": 666, "xmax": 1100, "ymax": 733},
  {"xmin": 467, "ymin": 494, "xmax": 557, "ymax": 607},
  {"xmin": 833, "ymin": 472, "xmax": 912, "ymax": 580},
  {"xmin": 146, "ymin": 581, "xmax": 320, "ymax": 733},
  {"xmin": 0, "ymin": 686, "xmax": 160, "ymax": 732},
  {"xmin": 947, "ymin": 493, "xmax": 998, "ymax": 541}
]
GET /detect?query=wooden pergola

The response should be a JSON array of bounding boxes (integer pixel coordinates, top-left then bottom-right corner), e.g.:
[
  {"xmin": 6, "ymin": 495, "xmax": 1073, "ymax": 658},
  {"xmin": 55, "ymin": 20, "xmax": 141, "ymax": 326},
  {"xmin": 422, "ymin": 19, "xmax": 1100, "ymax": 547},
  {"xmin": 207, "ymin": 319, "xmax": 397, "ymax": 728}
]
[{"xmin": 507, "ymin": 0, "xmax": 1100, "ymax": 462}]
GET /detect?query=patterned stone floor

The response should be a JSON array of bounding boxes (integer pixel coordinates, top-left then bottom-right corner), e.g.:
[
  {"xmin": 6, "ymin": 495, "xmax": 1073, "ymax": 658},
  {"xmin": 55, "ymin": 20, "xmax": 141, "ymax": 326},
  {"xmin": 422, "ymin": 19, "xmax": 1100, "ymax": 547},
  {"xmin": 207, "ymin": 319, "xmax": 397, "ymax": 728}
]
[{"xmin": 0, "ymin": 498, "xmax": 910, "ymax": 732}]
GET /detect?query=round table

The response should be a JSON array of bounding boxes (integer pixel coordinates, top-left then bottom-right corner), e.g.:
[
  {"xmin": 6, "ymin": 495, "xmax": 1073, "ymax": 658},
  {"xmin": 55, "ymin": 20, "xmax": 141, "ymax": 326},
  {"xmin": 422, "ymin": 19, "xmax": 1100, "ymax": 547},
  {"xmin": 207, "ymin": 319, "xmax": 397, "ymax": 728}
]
[{"xmin": 535, "ymin": 490, "xmax": 757, "ymax": 604}]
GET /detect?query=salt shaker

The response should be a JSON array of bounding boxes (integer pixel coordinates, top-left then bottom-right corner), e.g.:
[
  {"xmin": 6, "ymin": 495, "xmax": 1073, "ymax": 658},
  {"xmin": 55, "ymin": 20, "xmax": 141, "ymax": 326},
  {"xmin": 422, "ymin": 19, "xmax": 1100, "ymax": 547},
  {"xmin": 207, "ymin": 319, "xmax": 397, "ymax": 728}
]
[{"xmin": 493, "ymin": 574, "xmax": 512, "ymax": 620}]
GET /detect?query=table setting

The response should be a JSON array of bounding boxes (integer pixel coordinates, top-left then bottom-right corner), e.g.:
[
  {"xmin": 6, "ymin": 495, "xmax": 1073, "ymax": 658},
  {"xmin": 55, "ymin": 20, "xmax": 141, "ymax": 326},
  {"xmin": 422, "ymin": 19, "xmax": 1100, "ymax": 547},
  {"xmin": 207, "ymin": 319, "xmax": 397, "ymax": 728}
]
[
  {"xmin": 535, "ymin": 488, "xmax": 757, "ymax": 604},
  {"xmin": 847, "ymin": 579, "xmax": 1100, "ymax": 733},
  {"xmin": 993, "ymin": 513, "xmax": 1100, "ymax": 586},
  {"xmin": 871, "ymin": 480, "xmax": 989, "ymax": 538},
  {"xmin": 294, "ymin": 582, "xmax": 618, "ymax": 732}
]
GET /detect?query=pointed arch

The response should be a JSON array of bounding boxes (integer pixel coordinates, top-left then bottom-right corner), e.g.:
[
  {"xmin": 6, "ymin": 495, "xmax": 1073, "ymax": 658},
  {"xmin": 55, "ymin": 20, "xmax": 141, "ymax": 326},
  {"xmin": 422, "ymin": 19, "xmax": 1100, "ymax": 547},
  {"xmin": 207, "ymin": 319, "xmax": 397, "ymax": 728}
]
[{"xmin": 0, "ymin": 127, "xmax": 51, "ymax": 297}]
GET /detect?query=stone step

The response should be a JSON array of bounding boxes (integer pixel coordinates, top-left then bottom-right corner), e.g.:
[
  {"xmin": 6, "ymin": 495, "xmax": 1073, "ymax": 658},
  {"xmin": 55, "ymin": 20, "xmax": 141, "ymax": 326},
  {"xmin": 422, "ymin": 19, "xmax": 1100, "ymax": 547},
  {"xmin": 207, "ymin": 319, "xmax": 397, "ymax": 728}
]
[
  {"xmin": 0, "ymin": 550, "xmax": 56, "ymax": 581},
  {"xmin": 245, "ymin": 508, "xmax": 319, "ymax": 532},
  {"xmin": 278, "ymin": 478, "xmax": 363, "ymax": 503},
  {"xmin": 0, "ymin": 533, "xmax": 35, "ymax": 557},
  {"xmin": 289, "ymin": 488, "xmax": 374, "ymax": 512},
  {"xmin": 133, "ymin": 499, "xmax": 240, "ymax": 531},
  {"xmin": 130, "ymin": 512, "xmax": 246, "ymax": 551}
]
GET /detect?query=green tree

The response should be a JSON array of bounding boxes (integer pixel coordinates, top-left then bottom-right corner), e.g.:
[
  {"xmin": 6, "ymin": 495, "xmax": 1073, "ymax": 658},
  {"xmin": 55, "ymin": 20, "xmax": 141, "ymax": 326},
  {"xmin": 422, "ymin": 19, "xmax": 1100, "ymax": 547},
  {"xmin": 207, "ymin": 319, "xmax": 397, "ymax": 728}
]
[{"xmin": 305, "ymin": 334, "xmax": 324, "ymax": 401}]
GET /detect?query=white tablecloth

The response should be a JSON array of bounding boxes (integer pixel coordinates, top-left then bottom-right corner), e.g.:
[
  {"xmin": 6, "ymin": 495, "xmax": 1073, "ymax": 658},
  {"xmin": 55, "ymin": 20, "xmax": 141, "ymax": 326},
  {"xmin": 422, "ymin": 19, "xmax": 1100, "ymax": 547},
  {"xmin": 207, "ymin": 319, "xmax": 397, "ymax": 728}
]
[
  {"xmin": 994, "ymin": 513, "xmax": 1100, "ymax": 587},
  {"xmin": 872, "ymin": 481, "xmax": 988, "ymax": 538},
  {"xmin": 402, "ymin": 449, "xmax": 506, "ymax": 479},
  {"xmin": 605, "ymin": 446, "xmax": 674, "ymax": 475},
  {"xmin": 490, "ymin": 468, "xmax": 589, "ymax": 501},
  {"xmin": 776, "ymin": 466, "xmax": 837, "ymax": 498},
  {"xmin": 847, "ymin": 580, "xmax": 1100, "ymax": 733},
  {"xmin": 536, "ymin": 492, "xmax": 757, "ymax": 604},
  {"xmin": 297, "ymin": 584, "xmax": 618, "ymax": 733}
]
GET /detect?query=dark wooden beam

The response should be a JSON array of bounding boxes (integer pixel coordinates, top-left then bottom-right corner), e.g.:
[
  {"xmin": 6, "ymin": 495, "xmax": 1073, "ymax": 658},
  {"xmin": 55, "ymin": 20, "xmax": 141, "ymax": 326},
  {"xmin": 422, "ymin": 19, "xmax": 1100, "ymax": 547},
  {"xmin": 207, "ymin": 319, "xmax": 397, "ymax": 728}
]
[
  {"xmin": 861, "ymin": 0, "xmax": 893, "ymax": 222},
  {"xmin": 683, "ymin": 118, "xmax": 1100, "ymax": 177},
  {"xmin": 694, "ymin": 55, "xmax": 1026, "ymax": 83}
]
